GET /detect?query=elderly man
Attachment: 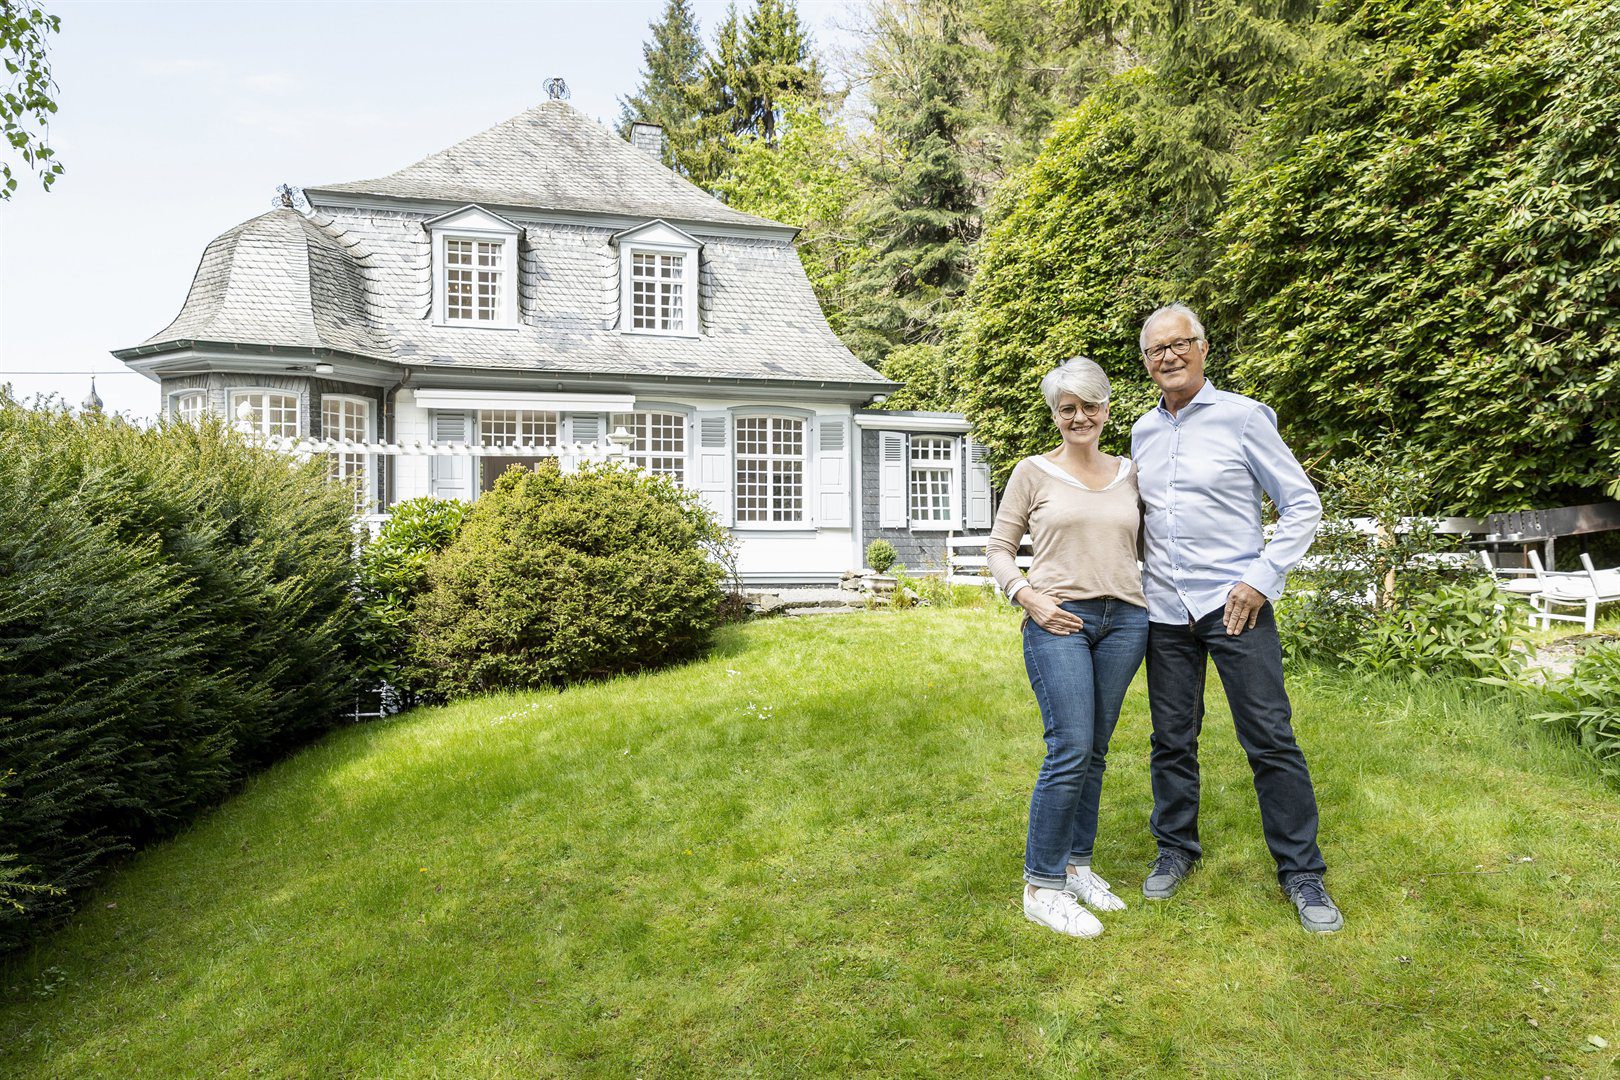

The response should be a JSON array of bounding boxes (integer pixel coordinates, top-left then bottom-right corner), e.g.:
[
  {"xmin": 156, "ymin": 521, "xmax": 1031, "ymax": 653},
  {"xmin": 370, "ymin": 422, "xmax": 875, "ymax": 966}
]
[{"xmin": 1129, "ymin": 303, "xmax": 1342, "ymax": 933}]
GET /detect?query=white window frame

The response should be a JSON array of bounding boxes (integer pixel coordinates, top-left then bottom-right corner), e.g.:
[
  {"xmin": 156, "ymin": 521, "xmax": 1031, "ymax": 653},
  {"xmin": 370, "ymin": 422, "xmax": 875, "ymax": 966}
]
[
  {"xmin": 427, "ymin": 206, "xmax": 521, "ymax": 329},
  {"xmin": 171, "ymin": 390, "xmax": 208, "ymax": 424},
  {"xmin": 228, "ymin": 389, "xmax": 301, "ymax": 438},
  {"xmin": 321, "ymin": 395, "xmax": 375, "ymax": 510},
  {"xmin": 733, "ymin": 412, "xmax": 808, "ymax": 528},
  {"xmin": 610, "ymin": 409, "xmax": 691, "ymax": 484},
  {"xmin": 614, "ymin": 221, "xmax": 701, "ymax": 339},
  {"xmin": 908, "ymin": 435, "xmax": 959, "ymax": 531},
  {"xmin": 478, "ymin": 409, "xmax": 559, "ymax": 448}
]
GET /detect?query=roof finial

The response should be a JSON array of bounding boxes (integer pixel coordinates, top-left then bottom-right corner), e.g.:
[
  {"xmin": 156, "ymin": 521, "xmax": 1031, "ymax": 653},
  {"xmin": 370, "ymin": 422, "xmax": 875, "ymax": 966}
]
[
  {"xmin": 274, "ymin": 184, "xmax": 307, "ymax": 211},
  {"xmin": 544, "ymin": 77, "xmax": 570, "ymax": 101},
  {"xmin": 82, "ymin": 376, "xmax": 103, "ymax": 413}
]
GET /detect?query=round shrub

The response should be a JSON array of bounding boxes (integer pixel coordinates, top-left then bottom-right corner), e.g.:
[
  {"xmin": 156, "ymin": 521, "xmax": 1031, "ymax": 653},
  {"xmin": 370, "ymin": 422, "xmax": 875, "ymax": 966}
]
[
  {"xmin": 411, "ymin": 463, "xmax": 727, "ymax": 698},
  {"xmin": 866, "ymin": 539, "xmax": 898, "ymax": 575}
]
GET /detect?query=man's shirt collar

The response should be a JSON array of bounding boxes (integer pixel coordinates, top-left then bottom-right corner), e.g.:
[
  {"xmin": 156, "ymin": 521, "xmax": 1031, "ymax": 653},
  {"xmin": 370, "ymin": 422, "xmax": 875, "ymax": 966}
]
[{"xmin": 1155, "ymin": 378, "xmax": 1220, "ymax": 419}]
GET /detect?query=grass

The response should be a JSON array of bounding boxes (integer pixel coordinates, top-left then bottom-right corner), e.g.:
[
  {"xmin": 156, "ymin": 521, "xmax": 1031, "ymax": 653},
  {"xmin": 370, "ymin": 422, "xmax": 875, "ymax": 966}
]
[{"xmin": 2, "ymin": 607, "xmax": 1618, "ymax": 1077}]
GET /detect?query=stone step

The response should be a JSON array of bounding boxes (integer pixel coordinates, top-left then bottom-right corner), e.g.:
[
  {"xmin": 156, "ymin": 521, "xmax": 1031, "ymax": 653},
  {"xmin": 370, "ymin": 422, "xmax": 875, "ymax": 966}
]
[{"xmin": 781, "ymin": 605, "xmax": 858, "ymax": 617}]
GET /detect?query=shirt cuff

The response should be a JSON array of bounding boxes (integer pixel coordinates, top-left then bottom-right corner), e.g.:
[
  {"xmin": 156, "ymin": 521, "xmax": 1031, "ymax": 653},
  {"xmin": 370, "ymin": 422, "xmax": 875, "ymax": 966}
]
[
  {"xmin": 1005, "ymin": 578, "xmax": 1031, "ymax": 602},
  {"xmin": 1239, "ymin": 562, "xmax": 1287, "ymax": 601}
]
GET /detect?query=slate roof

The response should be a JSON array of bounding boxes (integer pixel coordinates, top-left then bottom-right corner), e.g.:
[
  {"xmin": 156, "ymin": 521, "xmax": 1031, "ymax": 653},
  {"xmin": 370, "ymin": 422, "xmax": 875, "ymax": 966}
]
[
  {"xmin": 132, "ymin": 209, "xmax": 387, "ymax": 357},
  {"xmin": 119, "ymin": 101, "xmax": 890, "ymax": 390},
  {"xmin": 306, "ymin": 101, "xmax": 786, "ymax": 231}
]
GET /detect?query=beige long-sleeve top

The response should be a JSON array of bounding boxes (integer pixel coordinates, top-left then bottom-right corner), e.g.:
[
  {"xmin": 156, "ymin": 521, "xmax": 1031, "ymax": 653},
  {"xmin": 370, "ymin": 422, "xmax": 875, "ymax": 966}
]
[{"xmin": 985, "ymin": 454, "xmax": 1147, "ymax": 609}]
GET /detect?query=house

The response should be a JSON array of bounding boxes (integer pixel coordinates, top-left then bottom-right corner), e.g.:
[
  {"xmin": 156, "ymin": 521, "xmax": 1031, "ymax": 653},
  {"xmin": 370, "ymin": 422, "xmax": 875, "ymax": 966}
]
[{"xmin": 113, "ymin": 91, "xmax": 992, "ymax": 584}]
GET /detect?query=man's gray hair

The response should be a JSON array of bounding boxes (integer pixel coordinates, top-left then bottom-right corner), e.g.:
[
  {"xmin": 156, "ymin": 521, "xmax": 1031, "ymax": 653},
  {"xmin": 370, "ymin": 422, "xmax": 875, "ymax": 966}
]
[
  {"xmin": 1140, "ymin": 303, "xmax": 1208, "ymax": 351},
  {"xmin": 1040, "ymin": 356, "xmax": 1111, "ymax": 412}
]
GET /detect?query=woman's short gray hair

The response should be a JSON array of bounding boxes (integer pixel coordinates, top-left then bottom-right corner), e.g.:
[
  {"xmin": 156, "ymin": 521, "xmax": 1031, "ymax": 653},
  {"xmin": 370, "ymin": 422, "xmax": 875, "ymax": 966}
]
[
  {"xmin": 1040, "ymin": 356, "xmax": 1111, "ymax": 412},
  {"xmin": 1140, "ymin": 303, "xmax": 1207, "ymax": 350}
]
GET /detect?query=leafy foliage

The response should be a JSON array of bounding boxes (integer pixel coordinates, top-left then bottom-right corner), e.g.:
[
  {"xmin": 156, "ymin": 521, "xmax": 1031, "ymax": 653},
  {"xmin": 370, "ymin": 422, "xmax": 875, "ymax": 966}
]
[
  {"xmin": 865, "ymin": 539, "xmax": 898, "ymax": 574},
  {"xmin": 411, "ymin": 464, "xmax": 728, "ymax": 700},
  {"xmin": 0, "ymin": 0, "xmax": 62, "ymax": 199},
  {"xmin": 0, "ymin": 398, "xmax": 368, "ymax": 952},
  {"xmin": 1212, "ymin": 0, "xmax": 1616, "ymax": 511},
  {"xmin": 1352, "ymin": 580, "xmax": 1525, "ymax": 679},
  {"xmin": 1526, "ymin": 646, "xmax": 1620, "ymax": 781},
  {"xmin": 356, "ymin": 497, "xmax": 469, "ymax": 705}
]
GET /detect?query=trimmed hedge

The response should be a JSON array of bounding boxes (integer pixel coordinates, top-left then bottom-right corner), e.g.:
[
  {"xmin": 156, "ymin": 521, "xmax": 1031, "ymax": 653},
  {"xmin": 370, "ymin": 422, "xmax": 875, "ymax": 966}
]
[
  {"xmin": 411, "ymin": 463, "xmax": 728, "ymax": 699},
  {"xmin": 0, "ymin": 398, "xmax": 369, "ymax": 952}
]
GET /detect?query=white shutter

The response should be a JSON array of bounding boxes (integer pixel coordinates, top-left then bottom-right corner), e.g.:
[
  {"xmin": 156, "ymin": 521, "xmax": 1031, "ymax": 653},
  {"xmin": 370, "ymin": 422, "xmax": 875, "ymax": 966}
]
[
  {"xmin": 813, "ymin": 417, "xmax": 851, "ymax": 528},
  {"xmin": 879, "ymin": 430, "xmax": 906, "ymax": 528},
  {"xmin": 430, "ymin": 411, "xmax": 474, "ymax": 502},
  {"xmin": 569, "ymin": 414, "xmax": 602, "ymax": 444},
  {"xmin": 695, "ymin": 409, "xmax": 732, "ymax": 527},
  {"xmin": 966, "ymin": 437, "xmax": 992, "ymax": 528}
]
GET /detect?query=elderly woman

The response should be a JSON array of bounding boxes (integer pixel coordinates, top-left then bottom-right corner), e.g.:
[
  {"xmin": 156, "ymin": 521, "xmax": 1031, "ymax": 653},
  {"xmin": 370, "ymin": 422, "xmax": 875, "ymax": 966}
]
[{"xmin": 986, "ymin": 356, "xmax": 1149, "ymax": 939}]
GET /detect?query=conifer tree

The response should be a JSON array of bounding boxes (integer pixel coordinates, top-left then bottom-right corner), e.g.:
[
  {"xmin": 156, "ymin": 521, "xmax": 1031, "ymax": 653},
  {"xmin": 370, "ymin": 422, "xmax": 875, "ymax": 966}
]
[
  {"xmin": 617, "ymin": 0, "xmax": 706, "ymax": 176},
  {"xmin": 740, "ymin": 0, "xmax": 824, "ymax": 143},
  {"xmin": 687, "ymin": 3, "xmax": 750, "ymax": 187}
]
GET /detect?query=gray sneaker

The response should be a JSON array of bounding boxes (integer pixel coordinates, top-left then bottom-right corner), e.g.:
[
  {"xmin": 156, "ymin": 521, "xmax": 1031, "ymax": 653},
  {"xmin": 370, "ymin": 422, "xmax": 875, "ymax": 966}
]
[
  {"xmin": 1141, "ymin": 850, "xmax": 1195, "ymax": 899},
  {"xmin": 1285, "ymin": 874, "xmax": 1344, "ymax": 933}
]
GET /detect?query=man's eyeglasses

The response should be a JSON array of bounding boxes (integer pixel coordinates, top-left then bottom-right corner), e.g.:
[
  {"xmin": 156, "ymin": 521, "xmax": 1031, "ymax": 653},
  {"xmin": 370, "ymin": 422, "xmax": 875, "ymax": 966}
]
[
  {"xmin": 1056, "ymin": 401, "xmax": 1105, "ymax": 420},
  {"xmin": 1143, "ymin": 337, "xmax": 1202, "ymax": 363}
]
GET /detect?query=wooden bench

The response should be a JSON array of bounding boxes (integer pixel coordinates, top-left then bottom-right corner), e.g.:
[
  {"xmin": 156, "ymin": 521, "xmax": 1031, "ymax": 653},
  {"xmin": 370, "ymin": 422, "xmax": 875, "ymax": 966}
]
[{"xmin": 944, "ymin": 533, "xmax": 1029, "ymax": 588}]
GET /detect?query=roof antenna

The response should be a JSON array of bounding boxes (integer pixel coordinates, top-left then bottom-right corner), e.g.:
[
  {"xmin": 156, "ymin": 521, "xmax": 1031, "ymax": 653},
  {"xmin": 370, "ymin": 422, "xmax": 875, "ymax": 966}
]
[{"xmin": 544, "ymin": 77, "xmax": 570, "ymax": 101}]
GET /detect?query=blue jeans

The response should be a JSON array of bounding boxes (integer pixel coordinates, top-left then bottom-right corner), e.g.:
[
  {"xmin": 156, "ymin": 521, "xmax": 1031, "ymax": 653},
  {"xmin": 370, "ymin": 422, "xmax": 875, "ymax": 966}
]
[{"xmin": 1022, "ymin": 598, "xmax": 1149, "ymax": 889}]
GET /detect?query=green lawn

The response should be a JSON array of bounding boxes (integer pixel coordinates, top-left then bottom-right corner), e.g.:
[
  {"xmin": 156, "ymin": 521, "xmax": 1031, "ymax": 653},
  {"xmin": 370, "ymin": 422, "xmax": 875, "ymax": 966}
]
[{"xmin": 3, "ymin": 608, "xmax": 1617, "ymax": 1077}]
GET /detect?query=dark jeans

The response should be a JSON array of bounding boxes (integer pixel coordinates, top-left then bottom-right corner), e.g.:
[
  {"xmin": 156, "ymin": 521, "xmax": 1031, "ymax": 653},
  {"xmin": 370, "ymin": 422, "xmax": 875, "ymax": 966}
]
[
  {"xmin": 1022, "ymin": 598, "xmax": 1149, "ymax": 889},
  {"xmin": 1145, "ymin": 603, "xmax": 1326, "ymax": 885}
]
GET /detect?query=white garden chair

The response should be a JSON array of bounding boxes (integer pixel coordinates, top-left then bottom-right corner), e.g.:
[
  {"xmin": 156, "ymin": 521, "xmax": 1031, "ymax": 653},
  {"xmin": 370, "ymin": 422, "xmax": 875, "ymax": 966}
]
[{"xmin": 1526, "ymin": 550, "xmax": 1620, "ymax": 632}]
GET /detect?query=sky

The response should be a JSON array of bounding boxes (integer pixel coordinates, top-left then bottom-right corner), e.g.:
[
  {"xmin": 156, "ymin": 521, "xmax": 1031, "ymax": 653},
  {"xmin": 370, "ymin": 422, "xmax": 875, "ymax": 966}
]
[{"xmin": 0, "ymin": 0, "xmax": 862, "ymax": 419}]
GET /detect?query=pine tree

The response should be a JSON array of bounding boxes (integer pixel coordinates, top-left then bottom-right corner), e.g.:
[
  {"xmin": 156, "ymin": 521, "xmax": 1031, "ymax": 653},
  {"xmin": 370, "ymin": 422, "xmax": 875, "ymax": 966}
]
[
  {"xmin": 740, "ymin": 0, "xmax": 824, "ymax": 143},
  {"xmin": 617, "ymin": 0, "xmax": 706, "ymax": 175},
  {"xmin": 688, "ymin": 3, "xmax": 750, "ymax": 187}
]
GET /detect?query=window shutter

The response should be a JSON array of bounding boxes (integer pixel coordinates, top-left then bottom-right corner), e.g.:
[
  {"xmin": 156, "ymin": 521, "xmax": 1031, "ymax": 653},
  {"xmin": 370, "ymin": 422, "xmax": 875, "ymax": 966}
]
[
  {"xmin": 695, "ymin": 409, "xmax": 732, "ymax": 527},
  {"xmin": 966, "ymin": 437, "xmax": 993, "ymax": 528},
  {"xmin": 879, "ymin": 431, "xmax": 906, "ymax": 528},
  {"xmin": 569, "ymin": 414, "xmax": 602, "ymax": 445},
  {"xmin": 813, "ymin": 417, "xmax": 850, "ymax": 528},
  {"xmin": 430, "ymin": 411, "xmax": 474, "ymax": 502}
]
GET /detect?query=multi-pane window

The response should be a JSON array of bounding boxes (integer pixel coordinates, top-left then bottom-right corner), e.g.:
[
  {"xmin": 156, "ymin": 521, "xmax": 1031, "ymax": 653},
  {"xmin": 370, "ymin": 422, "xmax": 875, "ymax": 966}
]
[
  {"xmin": 630, "ymin": 251, "xmax": 686, "ymax": 332},
  {"xmin": 735, "ymin": 416, "xmax": 804, "ymax": 524},
  {"xmin": 231, "ymin": 391, "xmax": 298, "ymax": 438},
  {"xmin": 479, "ymin": 410, "xmax": 558, "ymax": 447},
  {"xmin": 909, "ymin": 436, "xmax": 955, "ymax": 524},
  {"xmin": 445, "ymin": 238, "xmax": 503, "ymax": 322},
  {"xmin": 173, "ymin": 392, "xmax": 206, "ymax": 424},
  {"xmin": 610, "ymin": 411, "xmax": 687, "ymax": 482},
  {"xmin": 321, "ymin": 397, "xmax": 372, "ymax": 506}
]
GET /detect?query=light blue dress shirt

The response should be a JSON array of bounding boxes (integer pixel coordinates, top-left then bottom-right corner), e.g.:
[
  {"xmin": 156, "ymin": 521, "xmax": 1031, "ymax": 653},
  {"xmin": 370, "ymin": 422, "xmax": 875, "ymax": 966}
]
[{"xmin": 1130, "ymin": 380, "xmax": 1322, "ymax": 625}]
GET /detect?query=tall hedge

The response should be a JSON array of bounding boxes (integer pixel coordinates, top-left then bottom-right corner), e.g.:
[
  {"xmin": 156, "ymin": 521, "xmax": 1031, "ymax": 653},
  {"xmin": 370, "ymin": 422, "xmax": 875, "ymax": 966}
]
[
  {"xmin": 1210, "ymin": 0, "xmax": 1617, "ymax": 511},
  {"xmin": 0, "ymin": 399, "xmax": 369, "ymax": 951}
]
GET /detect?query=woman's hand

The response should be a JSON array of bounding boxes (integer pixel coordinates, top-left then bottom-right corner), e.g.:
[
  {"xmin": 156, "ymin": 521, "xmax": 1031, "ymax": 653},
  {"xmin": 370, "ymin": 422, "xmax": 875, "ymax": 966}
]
[{"xmin": 1018, "ymin": 589, "xmax": 1084, "ymax": 634}]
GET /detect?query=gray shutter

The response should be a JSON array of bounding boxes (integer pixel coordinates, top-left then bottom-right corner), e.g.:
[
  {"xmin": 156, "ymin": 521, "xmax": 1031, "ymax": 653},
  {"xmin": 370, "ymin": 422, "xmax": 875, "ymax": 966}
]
[
  {"xmin": 569, "ymin": 414, "xmax": 602, "ymax": 444},
  {"xmin": 965, "ymin": 437, "xmax": 992, "ymax": 528},
  {"xmin": 431, "ymin": 411, "xmax": 474, "ymax": 502},
  {"xmin": 814, "ymin": 417, "xmax": 850, "ymax": 528},
  {"xmin": 878, "ymin": 430, "xmax": 906, "ymax": 529},
  {"xmin": 695, "ymin": 409, "xmax": 732, "ymax": 527}
]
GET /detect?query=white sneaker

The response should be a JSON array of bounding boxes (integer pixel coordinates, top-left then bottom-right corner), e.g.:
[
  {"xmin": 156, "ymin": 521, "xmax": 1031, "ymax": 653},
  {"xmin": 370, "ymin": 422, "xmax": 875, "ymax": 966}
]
[
  {"xmin": 1023, "ymin": 886, "xmax": 1104, "ymax": 938},
  {"xmin": 1066, "ymin": 867, "xmax": 1128, "ymax": 912}
]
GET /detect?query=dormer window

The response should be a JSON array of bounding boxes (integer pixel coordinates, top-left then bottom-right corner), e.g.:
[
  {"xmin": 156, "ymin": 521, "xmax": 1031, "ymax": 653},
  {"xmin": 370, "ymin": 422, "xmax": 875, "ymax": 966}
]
[
  {"xmin": 613, "ymin": 220, "xmax": 701, "ymax": 338},
  {"xmin": 425, "ymin": 205, "xmax": 521, "ymax": 328}
]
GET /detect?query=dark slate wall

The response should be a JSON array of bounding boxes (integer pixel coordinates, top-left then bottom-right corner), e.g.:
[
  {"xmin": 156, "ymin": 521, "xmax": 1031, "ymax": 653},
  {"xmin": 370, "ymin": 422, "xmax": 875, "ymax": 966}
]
[{"xmin": 858, "ymin": 427, "xmax": 991, "ymax": 574}]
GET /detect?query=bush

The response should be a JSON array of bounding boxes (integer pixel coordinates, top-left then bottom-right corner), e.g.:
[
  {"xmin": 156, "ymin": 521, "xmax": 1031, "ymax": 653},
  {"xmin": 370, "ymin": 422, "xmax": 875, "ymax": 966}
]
[
  {"xmin": 1352, "ymin": 581, "xmax": 1525, "ymax": 680},
  {"xmin": 1525, "ymin": 646, "xmax": 1620, "ymax": 781},
  {"xmin": 0, "ymin": 397, "xmax": 368, "ymax": 952},
  {"xmin": 866, "ymin": 540, "xmax": 898, "ymax": 575},
  {"xmin": 1279, "ymin": 449, "xmax": 1481, "ymax": 668},
  {"xmin": 411, "ymin": 463, "xmax": 728, "ymax": 698},
  {"xmin": 357, "ymin": 497, "xmax": 469, "ymax": 704}
]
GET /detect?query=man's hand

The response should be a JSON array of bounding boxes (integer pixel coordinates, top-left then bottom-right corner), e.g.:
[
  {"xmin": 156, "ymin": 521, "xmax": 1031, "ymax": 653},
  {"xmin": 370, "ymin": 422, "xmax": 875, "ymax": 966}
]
[
  {"xmin": 1223, "ymin": 582, "xmax": 1267, "ymax": 636},
  {"xmin": 1018, "ymin": 589, "xmax": 1085, "ymax": 635}
]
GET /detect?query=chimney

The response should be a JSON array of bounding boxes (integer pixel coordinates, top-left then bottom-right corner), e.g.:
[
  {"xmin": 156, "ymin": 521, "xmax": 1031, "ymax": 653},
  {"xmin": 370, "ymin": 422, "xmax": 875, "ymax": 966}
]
[{"xmin": 630, "ymin": 122, "xmax": 667, "ymax": 161}]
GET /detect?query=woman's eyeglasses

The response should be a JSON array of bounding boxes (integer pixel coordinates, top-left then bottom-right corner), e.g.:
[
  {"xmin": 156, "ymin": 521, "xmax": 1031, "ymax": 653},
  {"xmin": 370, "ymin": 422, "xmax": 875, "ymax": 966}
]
[{"xmin": 1056, "ymin": 401, "xmax": 1105, "ymax": 420}]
